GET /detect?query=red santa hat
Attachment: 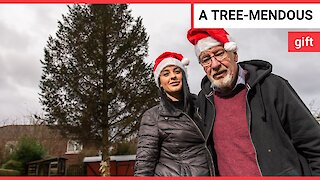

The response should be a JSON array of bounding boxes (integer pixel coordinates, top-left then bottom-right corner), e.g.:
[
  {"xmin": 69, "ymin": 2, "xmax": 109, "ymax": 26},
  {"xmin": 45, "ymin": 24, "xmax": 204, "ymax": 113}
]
[
  {"xmin": 187, "ymin": 28, "xmax": 237, "ymax": 57},
  {"xmin": 153, "ymin": 52, "xmax": 189, "ymax": 87}
]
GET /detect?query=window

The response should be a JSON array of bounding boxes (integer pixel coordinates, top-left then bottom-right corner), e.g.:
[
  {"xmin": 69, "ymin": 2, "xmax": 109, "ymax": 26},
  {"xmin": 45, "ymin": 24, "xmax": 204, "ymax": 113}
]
[{"xmin": 66, "ymin": 140, "xmax": 83, "ymax": 154}]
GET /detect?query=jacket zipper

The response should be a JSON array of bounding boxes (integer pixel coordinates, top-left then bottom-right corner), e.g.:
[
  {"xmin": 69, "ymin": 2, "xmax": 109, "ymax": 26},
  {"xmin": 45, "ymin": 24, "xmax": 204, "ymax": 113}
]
[
  {"xmin": 182, "ymin": 111, "xmax": 215, "ymax": 176},
  {"xmin": 204, "ymin": 91, "xmax": 216, "ymax": 176},
  {"xmin": 246, "ymin": 84, "xmax": 263, "ymax": 176}
]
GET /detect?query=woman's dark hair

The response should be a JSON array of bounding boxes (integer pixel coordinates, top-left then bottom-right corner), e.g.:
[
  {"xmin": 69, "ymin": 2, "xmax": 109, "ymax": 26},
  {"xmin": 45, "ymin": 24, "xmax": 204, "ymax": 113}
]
[{"xmin": 158, "ymin": 70, "xmax": 195, "ymax": 118}]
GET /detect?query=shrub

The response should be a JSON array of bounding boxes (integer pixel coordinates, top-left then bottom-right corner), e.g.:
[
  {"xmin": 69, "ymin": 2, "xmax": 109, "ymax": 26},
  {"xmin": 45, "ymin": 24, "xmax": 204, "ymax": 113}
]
[
  {"xmin": 1, "ymin": 160, "xmax": 23, "ymax": 172},
  {"xmin": 11, "ymin": 137, "xmax": 46, "ymax": 163},
  {"xmin": 111, "ymin": 141, "xmax": 137, "ymax": 155},
  {"xmin": 8, "ymin": 137, "xmax": 46, "ymax": 175},
  {"xmin": 0, "ymin": 168, "xmax": 20, "ymax": 176}
]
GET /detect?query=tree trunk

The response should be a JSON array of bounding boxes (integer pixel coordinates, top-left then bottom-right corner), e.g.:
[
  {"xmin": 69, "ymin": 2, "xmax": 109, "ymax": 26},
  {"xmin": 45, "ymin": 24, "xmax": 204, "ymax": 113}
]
[{"xmin": 100, "ymin": 126, "xmax": 110, "ymax": 176}]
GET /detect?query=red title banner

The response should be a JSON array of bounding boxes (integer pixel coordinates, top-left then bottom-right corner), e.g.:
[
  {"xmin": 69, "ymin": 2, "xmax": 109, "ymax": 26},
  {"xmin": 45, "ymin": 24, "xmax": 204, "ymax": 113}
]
[{"xmin": 288, "ymin": 31, "xmax": 320, "ymax": 52}]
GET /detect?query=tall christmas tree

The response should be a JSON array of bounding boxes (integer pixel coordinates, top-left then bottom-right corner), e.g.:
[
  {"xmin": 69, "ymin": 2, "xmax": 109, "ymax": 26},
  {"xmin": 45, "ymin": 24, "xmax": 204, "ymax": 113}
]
[{"xmin": 39, "ymin": 4, "xmax": 158, "ymax": 175}]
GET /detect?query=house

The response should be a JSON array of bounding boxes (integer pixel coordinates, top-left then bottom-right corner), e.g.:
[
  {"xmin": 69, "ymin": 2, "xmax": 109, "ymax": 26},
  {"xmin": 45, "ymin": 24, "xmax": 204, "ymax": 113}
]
[{"xmin": 0, "ymin": 125, "xmax": 99, "ymax": 175}]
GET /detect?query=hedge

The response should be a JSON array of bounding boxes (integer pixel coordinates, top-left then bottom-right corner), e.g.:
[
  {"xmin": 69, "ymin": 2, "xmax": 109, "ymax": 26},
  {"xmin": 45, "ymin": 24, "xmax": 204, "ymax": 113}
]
[{"xmin": 0, "ymin": 168, "xmax": 20, "ymax": 176}]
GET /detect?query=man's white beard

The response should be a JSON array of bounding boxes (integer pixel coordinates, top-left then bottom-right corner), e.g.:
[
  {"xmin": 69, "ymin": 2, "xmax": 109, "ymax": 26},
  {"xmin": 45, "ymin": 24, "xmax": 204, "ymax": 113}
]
[{"xmin": 211, "ymin": 71, "xmax": 233, "ymax": 91}]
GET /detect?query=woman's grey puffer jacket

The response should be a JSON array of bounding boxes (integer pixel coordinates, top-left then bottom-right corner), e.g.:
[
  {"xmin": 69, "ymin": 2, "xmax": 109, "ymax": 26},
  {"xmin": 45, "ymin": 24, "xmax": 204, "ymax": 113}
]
[{"xmin": 134, "ymin": 98, "xmax": 213, "ymax": 176}]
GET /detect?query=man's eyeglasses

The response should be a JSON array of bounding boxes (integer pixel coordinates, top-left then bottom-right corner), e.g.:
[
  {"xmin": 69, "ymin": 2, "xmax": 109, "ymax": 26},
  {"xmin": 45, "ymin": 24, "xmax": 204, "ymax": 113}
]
[{"xmin": 199, "ymin": 49, "xmax": 227, "ymax": 67}]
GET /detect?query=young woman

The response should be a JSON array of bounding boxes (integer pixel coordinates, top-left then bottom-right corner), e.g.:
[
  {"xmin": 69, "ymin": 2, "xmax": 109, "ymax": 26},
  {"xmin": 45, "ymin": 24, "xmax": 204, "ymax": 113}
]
[{"xmin": 134, "ymin": 52, "xmax": 213, "ymax": 176}]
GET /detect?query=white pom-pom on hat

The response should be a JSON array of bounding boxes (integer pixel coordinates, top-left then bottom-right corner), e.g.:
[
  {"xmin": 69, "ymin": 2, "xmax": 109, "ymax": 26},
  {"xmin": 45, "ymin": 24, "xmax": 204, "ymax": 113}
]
[
  {"xmin": 181, "ymin": 58, "xmax": 190, "ymax": 66},
  {"xmin": 224, "ymin": 42, "xmax": 237, "ymax": 52}
]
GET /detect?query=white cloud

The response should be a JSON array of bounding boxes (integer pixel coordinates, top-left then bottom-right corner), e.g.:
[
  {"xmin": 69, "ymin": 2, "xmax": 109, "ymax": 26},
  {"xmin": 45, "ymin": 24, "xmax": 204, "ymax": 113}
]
[{"xmin": 0, "ymin": 4, "xmax": 68, "ymax": 124}]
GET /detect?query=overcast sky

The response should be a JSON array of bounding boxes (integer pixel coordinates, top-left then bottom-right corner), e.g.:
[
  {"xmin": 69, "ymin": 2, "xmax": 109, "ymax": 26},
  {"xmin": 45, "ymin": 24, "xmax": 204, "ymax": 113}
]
[{"xmin": 0, "ymin": 4, "xmax": 319, "ymax": 125}]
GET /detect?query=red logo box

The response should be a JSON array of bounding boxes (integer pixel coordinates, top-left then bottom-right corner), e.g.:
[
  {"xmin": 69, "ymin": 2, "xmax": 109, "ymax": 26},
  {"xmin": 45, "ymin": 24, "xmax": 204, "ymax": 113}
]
[{"xmin": 288, "ymin": 32, "xmax": 320, "ymax": 52}]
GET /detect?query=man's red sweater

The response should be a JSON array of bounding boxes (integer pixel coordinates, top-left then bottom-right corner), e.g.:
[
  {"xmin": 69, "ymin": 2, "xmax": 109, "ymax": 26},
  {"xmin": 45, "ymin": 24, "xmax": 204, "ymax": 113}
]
[{"xmin": 213, "ymin": 85, "xmax": 261, "ymax": 176}]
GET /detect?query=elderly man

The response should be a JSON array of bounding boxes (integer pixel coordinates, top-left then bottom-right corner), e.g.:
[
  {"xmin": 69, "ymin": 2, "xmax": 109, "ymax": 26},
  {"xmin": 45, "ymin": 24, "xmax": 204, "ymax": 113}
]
[{"xmin": 187, "ymin": 28, "xmax": 320, "ymax": 176}]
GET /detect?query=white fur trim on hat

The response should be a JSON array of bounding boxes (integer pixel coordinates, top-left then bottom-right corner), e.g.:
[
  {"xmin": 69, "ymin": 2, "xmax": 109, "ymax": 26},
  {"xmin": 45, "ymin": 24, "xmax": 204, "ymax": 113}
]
[
  {"xmin": 195, "ymin": 37, "xmax": 238, "ymax": 57},
  {"xmin": 154, "ymin": 58, "xmax": 187, "ymax": 87},
  {"xmin": 195, "ymin": 36, "xmax": 221, "ymax": 57}
]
